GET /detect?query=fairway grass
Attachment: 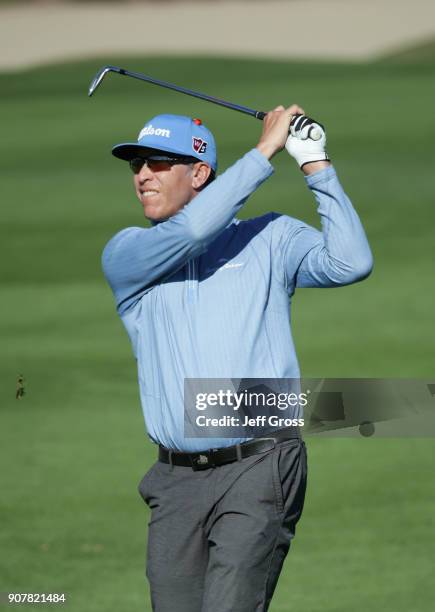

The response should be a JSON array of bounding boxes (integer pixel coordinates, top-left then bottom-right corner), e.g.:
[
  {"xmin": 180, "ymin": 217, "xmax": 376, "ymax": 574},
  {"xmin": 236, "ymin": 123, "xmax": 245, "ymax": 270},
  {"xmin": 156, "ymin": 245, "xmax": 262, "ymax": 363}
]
[{"xmin": 1, "ymin": 54, "xmax": 434, "ymax": 611}]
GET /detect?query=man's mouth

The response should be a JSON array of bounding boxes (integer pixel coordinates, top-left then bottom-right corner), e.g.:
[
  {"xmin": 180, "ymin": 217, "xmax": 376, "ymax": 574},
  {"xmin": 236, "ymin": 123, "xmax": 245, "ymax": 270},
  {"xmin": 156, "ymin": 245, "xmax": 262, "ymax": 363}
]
[{"xmin": 140, "ymin": 190, "xmax": 159, "ymax": 198}]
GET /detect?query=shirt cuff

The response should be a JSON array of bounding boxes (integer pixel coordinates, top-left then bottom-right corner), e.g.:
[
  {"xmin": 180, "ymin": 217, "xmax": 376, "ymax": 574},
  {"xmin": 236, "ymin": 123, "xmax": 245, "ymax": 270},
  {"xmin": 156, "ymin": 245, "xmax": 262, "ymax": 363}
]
[{"xmin": 304, "ymin": 165, "xmax": 337, "ymax": 188}]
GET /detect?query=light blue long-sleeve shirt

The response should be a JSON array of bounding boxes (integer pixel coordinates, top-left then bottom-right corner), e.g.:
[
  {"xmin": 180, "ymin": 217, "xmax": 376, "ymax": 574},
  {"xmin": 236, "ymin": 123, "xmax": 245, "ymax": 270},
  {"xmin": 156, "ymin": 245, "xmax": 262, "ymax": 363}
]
[{"xmin": 102, "ymin": 148, "xmax": 373, "ymax": 451}]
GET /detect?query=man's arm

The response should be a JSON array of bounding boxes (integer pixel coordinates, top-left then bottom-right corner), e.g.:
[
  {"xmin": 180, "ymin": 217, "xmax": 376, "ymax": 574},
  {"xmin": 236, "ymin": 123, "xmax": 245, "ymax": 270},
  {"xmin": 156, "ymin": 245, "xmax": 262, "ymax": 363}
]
[
  {"xmin": 284, "ymin": 165, "xmax": 374, "ymax": 288},
  {"xmin": 257, "ymin": 106, "xmax": 373, "ymax": 288},
  {"xmin": 102, "ymin": 149, "xmax": 273, "ymax": 313}
]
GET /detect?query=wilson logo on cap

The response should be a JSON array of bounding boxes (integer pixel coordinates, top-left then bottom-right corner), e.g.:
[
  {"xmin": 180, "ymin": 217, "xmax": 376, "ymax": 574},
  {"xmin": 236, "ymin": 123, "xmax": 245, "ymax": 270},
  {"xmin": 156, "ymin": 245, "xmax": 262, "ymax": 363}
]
[
  {"xmin": 139, "ymin": 124, "xmax": 171, "ymax": 139},
  {"xmin": 192, "ymin": 137, "xmax": 207, "ymax": 154}
]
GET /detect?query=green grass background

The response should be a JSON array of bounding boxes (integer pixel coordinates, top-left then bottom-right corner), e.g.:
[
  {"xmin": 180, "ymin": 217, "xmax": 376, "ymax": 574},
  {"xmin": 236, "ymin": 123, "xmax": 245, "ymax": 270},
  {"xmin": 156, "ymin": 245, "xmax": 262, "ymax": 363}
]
[{"xmin": 1, "ymin": 45, "xmax": 434, "ymax": 611}]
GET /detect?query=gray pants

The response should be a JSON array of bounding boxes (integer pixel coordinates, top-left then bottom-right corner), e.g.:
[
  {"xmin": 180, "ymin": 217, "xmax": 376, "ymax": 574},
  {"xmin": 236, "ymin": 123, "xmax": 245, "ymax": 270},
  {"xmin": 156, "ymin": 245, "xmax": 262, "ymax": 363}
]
[{"xmin": 138, "ymin": 438, "xmax": 307, "ymax": 612}]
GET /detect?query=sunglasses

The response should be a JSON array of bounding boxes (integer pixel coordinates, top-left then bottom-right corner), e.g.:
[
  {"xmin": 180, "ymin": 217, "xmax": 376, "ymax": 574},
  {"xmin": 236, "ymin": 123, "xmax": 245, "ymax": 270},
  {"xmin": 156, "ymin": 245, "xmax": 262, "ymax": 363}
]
[{"xmin": 129, "ymin": 156, "xmax": 197, "ymax": 174}]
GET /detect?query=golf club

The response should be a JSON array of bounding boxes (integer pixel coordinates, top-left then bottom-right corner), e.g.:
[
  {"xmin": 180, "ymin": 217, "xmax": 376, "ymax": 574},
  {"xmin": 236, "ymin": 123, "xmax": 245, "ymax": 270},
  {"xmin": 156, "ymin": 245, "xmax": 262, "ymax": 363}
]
[{"xmin": 88, "ymin": 65, "xmax": 322, "ymax": 140}]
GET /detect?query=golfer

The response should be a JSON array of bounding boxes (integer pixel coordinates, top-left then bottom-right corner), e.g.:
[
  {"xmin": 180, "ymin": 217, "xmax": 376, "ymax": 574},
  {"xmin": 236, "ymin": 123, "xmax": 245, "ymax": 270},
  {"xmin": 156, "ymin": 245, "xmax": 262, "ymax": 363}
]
[{"xmin": 102, "ymin": 105, "xmax": 373, "ymax": 611}]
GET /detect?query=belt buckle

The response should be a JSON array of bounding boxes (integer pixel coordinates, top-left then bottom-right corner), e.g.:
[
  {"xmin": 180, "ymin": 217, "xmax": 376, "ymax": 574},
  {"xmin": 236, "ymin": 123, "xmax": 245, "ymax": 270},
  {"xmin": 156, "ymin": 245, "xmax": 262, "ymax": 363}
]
[{"xmin": 191, "ymin": 451, "xmax": 215, "ymax": 471}]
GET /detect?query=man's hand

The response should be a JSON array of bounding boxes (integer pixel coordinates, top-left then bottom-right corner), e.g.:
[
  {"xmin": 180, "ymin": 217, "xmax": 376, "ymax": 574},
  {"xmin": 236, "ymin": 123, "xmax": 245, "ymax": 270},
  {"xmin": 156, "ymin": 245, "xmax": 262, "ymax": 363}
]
[
  {"xmin": 285, "ymin": 115, "xmax": 330, "ymax": 173},
  {"xmin": 256, "ymin": 104, "xmax": 305, "ymax": 160}
]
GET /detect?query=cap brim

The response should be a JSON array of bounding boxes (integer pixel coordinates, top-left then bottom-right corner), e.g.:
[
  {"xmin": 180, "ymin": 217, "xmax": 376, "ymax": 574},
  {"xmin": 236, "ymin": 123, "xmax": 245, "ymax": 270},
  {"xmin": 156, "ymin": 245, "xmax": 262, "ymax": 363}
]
[{"xmin": 112, "ymin": 142, "xmax": 200, "ymax": 161}]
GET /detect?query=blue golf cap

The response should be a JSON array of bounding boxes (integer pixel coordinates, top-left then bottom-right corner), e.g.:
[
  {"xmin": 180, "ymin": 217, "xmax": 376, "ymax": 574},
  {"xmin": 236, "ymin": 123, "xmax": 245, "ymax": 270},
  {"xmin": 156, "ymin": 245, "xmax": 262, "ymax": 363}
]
[{"xmin": 112, "ymin": 114, "xmax": 217, "ymax": 171}]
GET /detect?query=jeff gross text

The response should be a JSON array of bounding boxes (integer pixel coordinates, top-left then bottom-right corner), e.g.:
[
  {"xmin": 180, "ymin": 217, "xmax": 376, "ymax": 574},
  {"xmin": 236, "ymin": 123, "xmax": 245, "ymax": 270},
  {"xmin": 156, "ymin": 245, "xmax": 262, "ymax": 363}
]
[{"xmin": 196, "ymin": 415, "xmax": 304, "ymax": 427}]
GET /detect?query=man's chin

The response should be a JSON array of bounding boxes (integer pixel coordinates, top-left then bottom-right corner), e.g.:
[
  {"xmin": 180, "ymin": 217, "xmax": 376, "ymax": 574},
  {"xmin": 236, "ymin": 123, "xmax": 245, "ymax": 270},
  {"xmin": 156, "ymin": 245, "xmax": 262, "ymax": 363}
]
[{"xmin": 143, "ymin": 208, "xmax": 169, "ymax": 224}]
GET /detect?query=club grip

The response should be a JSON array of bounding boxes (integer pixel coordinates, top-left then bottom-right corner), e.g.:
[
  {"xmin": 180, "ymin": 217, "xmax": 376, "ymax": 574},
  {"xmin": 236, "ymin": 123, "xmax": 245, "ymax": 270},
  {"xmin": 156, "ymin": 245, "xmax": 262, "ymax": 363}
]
[
  {"xmin": 256, "ymin": 111, "xmax": 302, "ymax": 134},
  {"xmin": 256, "ymin": 111, "xmax": 322, "ymax": 140}
]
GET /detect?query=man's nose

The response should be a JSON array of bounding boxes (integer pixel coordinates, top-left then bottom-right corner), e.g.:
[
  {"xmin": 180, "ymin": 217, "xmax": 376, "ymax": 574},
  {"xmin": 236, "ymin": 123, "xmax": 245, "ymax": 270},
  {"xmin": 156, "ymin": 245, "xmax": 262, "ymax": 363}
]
[{"xmin": 137, "ymin": 161, "xmax": 153, "ymax": 182}]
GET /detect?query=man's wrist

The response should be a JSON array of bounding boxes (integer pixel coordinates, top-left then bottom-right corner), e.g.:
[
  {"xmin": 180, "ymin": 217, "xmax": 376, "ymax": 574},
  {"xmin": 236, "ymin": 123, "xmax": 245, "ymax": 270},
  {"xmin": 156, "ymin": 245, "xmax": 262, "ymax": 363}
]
[
  {"xmin": 255, "ymin": 142, "xmax": 277, "ymax": 160},
  {"xmin": 302, "ymin": 160, "xmax": 331, "ymax": 175}
]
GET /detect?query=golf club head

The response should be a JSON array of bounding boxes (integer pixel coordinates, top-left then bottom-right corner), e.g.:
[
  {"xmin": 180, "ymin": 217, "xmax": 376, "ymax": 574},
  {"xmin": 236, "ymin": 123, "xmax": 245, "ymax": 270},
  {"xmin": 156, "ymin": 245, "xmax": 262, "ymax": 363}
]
[{"xmin": 88, "ymin": 65, "xmax": 121, "ymax": 96}]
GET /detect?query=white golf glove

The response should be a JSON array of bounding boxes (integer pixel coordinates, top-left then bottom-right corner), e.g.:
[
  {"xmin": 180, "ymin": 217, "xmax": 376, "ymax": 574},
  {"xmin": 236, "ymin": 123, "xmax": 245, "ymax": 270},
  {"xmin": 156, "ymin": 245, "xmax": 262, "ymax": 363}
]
[{"xmin": 285, "ymin": 114, "xmax": 330, "ymax": 169}]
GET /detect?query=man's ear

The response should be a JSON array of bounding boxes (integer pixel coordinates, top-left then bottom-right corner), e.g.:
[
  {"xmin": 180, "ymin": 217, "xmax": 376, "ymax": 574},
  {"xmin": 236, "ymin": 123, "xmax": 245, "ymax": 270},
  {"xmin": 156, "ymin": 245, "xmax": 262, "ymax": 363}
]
[{"xmin": 191, "ymin": 163, "xmax": 212, "ymax": 190}]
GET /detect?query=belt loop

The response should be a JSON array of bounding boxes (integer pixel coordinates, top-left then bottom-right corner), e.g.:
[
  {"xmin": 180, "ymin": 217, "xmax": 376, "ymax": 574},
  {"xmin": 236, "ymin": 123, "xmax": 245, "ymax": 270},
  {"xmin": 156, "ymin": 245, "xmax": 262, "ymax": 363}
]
[
  {"xmin": 236, "ymin": 444, "xmax": 242, "ymax": 462},
  {"xmin": 168, "ymin": 450, "xmax": 174, "ymax": 471}
]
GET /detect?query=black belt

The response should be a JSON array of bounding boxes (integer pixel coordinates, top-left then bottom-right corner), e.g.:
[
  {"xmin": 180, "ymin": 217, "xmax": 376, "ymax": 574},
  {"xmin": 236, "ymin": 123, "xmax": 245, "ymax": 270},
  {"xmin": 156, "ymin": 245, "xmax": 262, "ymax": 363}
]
[{"xmin": 158, "ymin": 428, "xmax": 302, "ymax": 471}]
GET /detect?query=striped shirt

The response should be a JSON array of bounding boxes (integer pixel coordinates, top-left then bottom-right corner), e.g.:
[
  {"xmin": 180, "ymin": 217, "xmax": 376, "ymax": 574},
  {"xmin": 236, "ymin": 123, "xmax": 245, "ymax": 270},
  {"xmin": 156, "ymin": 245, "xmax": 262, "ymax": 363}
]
[{"xmin": 102, "ymin": 148, "xmax": 373, "ymax": 451}]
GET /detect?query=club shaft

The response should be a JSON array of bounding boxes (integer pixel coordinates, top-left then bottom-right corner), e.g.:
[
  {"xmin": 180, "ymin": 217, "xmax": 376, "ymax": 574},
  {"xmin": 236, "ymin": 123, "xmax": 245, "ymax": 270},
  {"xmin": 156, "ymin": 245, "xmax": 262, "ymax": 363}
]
[{"xmin": 90, "ymin": 65, "xmax": 267, "ymax": 121}]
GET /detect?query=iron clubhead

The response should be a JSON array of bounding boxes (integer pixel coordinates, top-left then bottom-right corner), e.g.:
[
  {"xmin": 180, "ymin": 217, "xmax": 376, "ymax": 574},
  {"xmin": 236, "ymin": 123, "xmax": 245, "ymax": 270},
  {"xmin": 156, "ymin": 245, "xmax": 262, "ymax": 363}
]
[{"xmin": 88, "ymin": 65, "xmax": 122, "ymax": 97}]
